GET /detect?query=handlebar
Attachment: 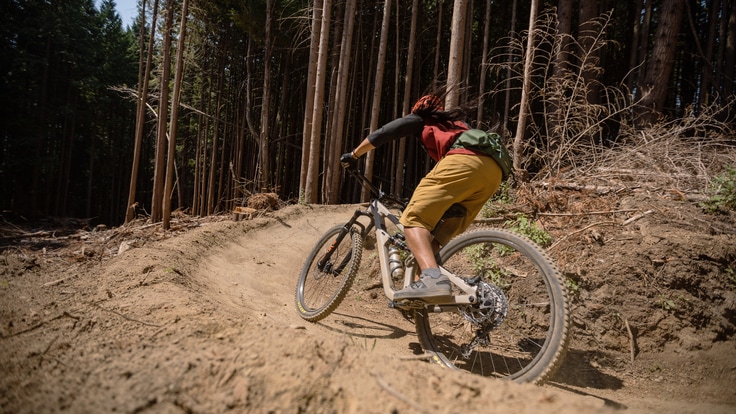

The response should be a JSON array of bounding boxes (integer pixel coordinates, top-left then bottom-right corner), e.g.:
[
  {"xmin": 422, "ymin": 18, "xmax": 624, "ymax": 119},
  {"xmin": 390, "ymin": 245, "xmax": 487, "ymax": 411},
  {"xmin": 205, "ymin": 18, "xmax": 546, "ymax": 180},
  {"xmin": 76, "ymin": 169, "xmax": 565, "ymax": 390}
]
[{"xmin": 343, "ymin": 165, "xmax": 407, "ymax": 209}]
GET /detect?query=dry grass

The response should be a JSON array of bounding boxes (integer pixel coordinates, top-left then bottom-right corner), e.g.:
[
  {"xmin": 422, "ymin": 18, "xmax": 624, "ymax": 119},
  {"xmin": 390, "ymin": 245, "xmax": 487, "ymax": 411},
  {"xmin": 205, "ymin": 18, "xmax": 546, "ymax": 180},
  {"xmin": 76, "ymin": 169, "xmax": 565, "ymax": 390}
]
[{"xmin": 488, "ymin": 8, "xmax": 736, "ymax": 196}]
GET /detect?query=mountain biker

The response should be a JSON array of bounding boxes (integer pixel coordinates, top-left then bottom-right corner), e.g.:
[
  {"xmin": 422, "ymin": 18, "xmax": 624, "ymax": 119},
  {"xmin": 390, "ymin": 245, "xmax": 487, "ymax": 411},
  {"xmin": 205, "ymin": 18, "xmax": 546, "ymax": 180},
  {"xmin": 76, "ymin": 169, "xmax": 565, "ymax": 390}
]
[{"xmin": 340, "ymin": 95, "xmax": 504, "ymax": 301}]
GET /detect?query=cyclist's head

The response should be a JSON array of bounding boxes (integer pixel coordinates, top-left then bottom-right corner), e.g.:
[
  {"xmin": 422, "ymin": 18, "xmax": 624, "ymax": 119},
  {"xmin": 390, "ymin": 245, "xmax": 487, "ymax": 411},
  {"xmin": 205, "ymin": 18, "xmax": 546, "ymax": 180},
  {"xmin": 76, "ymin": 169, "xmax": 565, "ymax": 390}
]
[{"xmin": 412, "ymin": 95, "xmax": 444, "ymax": 115}]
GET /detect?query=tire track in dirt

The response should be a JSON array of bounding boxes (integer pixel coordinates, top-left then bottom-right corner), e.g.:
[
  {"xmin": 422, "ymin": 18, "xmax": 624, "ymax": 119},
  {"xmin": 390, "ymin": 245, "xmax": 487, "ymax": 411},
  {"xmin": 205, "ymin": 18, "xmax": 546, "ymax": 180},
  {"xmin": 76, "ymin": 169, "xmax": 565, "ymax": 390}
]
[
  {"xmin": 0, "ymin": 203, "xmax": 623, "ymax": 413},
  {"xmin": 195, "ymin": 203, "xmax": 419, "ymax": 356},
  {"xmin": 197, "ymin": 204, "xmax": 356, "ymax": 318},
  {"xmin": 182, "ymin": 204, "xmax": 619, "ymax": 413}
]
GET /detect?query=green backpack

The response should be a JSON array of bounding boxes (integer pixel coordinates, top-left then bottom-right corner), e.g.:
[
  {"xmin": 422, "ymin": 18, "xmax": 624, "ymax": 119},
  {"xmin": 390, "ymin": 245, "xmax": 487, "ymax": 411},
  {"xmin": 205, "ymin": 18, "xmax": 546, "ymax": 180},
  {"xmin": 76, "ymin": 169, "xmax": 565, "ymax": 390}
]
[{"xmin": 451, "ymin": 129, "xmax": 514, "ymax": 181}]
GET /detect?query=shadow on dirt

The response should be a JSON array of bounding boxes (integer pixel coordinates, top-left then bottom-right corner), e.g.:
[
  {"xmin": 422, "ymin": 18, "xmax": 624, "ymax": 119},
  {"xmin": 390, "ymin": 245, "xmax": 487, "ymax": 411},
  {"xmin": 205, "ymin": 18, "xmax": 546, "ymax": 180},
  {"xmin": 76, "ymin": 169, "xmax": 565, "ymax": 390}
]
[
  {"xmin": 552, "ymin": 383, "xmax": 629, "ymax": 411},
  {"xmin": 317, "ymin": 311, "xmax": 411, "ymax": 340},
  {"xmin": 548, "ymin": 348, "xmax": 630, "ymax": 411},
  {"xmin": 551, "ymin": 348, "xmax": 624, "ymax": 390}
]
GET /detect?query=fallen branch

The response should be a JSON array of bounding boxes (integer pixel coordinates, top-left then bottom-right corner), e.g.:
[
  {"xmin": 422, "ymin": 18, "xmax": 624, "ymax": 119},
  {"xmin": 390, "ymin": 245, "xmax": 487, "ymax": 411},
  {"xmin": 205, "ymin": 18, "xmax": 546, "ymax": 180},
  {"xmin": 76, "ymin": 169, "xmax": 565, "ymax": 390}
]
[
  {"xmin": 624, "ymin": 319, "xmax": 637, "ymax": 363},
  {"xmin": 32, "ymin": 335, "xmax": 67, "ymax": 367},
  {"xmin": 538, "ymin": 209, "xmax": 639, "ymax": 217},
  {"xmin": 595, "ymin": 168, "xmax": 704, "ymax": 179},
  {"xmin": 548, "ymin": 221, "xmax": 618, "ymax": 250},
  {"xmin": 538, "ymin": 181, "xmax": 625, "ymax": 195},
  {"xmin": 362, "ymin": 280, "xmax": 383, "ymax": 291},
  {"xmin": 622, "ymin": 210, "xmax": 654, "ymax": 226},
  {"xmin": 6, "ymin": 311, "xmax": 80, "ymax": 337},
  {"xmin": 1, "ymin": 230, "xmax": 54, "ymax": 241},
  {"xmin": 548, "ymin": 209, "xmax": 657, "ymax": 250},
  {"xmin": 43, "ymin": 278, "xmax": 67, "ymax": 287}
]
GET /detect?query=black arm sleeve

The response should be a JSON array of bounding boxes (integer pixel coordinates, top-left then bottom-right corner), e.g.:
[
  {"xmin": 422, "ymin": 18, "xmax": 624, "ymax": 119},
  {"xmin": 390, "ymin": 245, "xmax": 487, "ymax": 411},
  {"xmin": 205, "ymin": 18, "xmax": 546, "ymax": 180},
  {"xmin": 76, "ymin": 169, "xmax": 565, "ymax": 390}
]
[{"xmin": 366, "ymin": 113, "xmax": 424, "ymax": 148}]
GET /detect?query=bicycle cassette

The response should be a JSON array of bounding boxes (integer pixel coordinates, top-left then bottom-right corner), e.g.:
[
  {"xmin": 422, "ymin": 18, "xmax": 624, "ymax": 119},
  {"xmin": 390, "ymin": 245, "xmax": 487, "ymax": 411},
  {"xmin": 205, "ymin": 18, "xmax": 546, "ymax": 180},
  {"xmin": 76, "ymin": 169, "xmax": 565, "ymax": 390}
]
[{"xmin": 462, "ymin": 282, "xmax": 508, "ymax": 328}]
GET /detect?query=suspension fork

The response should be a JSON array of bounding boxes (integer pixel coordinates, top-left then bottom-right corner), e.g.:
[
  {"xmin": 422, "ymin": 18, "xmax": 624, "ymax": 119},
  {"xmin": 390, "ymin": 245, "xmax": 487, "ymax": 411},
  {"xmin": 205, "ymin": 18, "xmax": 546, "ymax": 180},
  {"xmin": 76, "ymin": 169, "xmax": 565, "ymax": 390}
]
[{"xmin": 316, "ymin": 209, "xmax": 370, "ymax": 273}]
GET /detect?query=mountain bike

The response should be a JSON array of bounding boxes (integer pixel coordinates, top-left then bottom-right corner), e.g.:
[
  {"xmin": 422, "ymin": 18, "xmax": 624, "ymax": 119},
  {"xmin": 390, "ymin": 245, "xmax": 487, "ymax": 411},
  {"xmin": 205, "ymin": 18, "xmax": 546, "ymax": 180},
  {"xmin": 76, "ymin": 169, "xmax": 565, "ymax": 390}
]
[{"xmin": 295, "ymin": 166, "xmax": 570, "ymax": 384}]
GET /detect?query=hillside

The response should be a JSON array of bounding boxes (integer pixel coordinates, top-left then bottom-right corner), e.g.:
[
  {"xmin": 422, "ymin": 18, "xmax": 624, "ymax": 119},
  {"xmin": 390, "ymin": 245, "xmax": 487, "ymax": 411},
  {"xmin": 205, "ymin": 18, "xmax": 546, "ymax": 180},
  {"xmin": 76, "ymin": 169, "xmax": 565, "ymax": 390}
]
[{"xmin": 1, "ymin": 183, "xmax": 735, "ymax": 413}]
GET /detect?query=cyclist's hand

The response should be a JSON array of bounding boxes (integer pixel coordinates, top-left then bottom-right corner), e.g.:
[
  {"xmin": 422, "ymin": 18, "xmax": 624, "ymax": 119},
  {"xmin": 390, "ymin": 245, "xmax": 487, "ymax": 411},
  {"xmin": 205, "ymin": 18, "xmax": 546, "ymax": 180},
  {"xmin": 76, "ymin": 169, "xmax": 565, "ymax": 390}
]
[{"xmin": 340, "ymin": 152, "xmax": 358, "ymax": 169}]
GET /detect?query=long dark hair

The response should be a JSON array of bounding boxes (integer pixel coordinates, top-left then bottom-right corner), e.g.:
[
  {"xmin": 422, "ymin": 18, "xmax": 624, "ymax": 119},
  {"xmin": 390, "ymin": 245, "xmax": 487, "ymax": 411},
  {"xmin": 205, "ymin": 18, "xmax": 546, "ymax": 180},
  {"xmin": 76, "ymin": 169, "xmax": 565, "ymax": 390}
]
[{"xmin": 411, "ymin": 87, "xmax": 474, "ymax": 124}]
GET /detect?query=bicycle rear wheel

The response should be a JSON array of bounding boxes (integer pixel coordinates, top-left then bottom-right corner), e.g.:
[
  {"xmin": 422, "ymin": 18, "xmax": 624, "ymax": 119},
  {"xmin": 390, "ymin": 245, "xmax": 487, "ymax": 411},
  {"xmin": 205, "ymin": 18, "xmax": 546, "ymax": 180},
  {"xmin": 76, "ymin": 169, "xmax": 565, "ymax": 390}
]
[
  {"xmin": 415, "ymin": 228, "xmax": 570, "ymax": 384},
  {"xmin": 295, "ymin": 225, "xmax": 363, "ymax": 322}
]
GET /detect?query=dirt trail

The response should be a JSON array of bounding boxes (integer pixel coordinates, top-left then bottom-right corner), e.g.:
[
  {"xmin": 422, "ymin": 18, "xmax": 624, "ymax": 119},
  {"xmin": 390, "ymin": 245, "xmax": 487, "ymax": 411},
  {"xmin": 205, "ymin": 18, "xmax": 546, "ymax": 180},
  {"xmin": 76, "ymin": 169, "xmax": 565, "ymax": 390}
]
[{"xmin": 1, "ymin": 199, "xmax": 735, "ymax": 413}]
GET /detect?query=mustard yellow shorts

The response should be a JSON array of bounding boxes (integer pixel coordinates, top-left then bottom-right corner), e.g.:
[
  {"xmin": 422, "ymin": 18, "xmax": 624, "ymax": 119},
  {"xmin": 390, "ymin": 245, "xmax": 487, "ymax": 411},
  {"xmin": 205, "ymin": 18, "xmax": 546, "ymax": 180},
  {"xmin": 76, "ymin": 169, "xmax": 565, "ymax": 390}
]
[{"xmin": 399, "ymin": 154, "xmax": 502, "ymax": 245}]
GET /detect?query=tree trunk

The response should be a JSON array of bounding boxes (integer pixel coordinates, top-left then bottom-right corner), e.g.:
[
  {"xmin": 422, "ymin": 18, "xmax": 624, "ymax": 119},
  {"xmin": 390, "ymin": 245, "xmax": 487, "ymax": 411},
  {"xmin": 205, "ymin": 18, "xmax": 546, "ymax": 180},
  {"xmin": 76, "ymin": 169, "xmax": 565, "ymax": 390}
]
[
  {"xmin": 207, "ymin": 59, "xmax": 225, "ymax": 214},
  {"xmin": 626, "ymin": 0, "xmax": 643, "ymax": 92},
  {"xmin": 299, "ymin": 1, "xmax": 322, "ymax": 203},
  {"xmin": 305, "ymin": 0, "xmax": 331, "ymax": 204},
  {"xmin": 503, "ymin": 0, "xmax": 518, "ymax": 129},
  {"xmin": 275, "ymin": 50, "xmax": 291, "ymax": 189},
  {"xmin": 697, "ymin": 0, "xmax": 720, "ymax": 109},
  {"xmin": 327, "ymin": 0, "xmax": 356, "ymax": 204},
  {"xmin": 554, "ymin": 0, "xmax": 572, "ymax": 78},
  {"xmin": 362, "ymin": 0, "xmax": 392, "ymax": 201},
  {"xmin": 397, "ymin": 0, "xmax": 419, "ymax": 196},
  {"xmin": 244, "ymin": 38, "xmax": 259, "ymax": 140},
  {"xmin": 635, "ymin": 0, "xmax": 653, "ymax": 99},
  {"xmin": 513, "ymin": 0, "xmax": 538, "ymax": 175},
  {"xmin": 388, "ymin": 0, "xmax": 400, "ymax": 195},
  {"xmin": 258, "ymin": 0, "xmax": 274, "ymax": 192},
  {"xmin": 461, "ymin": 1, "xmax": 473, "ymax": 105},
  {"xmin": 163, "ymin": 0, "xmax": 188, "ymax": 230},
  {"xmin": 432, "ymin": 1, "xmax": 444, "ymax": 90},
  {"xmin": 477, "ymin": 0, "xmax": 492, "ymax": 125},
  {"xmin": 548, "ymin": 0, "xmax": 572, "ymax": 137},
  {"xmin": 55, "ymin": 87, "xmax": 77, "ymax": 216},
  {"xmin": 125, "ymin": 0, "xmax": 155, "ymax": 223},
  {"xmin": 723, "ymin": 1, "xmax": 736, "ymax": 98},
  {"xmin": 321, "ymin": 0, "xmax": 343, "ymax": 203},
  {"xmin": 151, "ymin": 0, "xmax": 175, "ymax": 223},
  {"xmin": 446, "ymin": 0, "xmax": 468, "ymax": 108},
  {"xmin": 578, "ymin": 0, "xmax": 600, "ymax": 105},
  {"xmin": 636, "ymin": 0, "xmax": 685, "ymax": 125}
]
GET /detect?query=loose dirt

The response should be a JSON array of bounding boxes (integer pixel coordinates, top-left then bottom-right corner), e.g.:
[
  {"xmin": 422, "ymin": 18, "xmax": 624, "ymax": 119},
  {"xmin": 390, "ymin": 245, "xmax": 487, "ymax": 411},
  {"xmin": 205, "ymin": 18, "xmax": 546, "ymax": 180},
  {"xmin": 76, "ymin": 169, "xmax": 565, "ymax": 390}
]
[{"xmin": 1, "ymin": 188, "xmax": 735, "ymax": 413}]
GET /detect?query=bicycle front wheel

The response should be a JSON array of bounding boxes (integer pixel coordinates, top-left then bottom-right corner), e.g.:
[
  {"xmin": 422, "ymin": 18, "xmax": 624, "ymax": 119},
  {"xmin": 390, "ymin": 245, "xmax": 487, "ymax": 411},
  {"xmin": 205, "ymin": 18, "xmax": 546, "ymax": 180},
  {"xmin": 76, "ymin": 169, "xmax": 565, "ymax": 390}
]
[
  {"xmin": 295, "ymin": 225, "xmax": 363, "ymax": 322},
  {"xmin": 415, "ymin": 228, "xmax": 570, "ymax": 384}
]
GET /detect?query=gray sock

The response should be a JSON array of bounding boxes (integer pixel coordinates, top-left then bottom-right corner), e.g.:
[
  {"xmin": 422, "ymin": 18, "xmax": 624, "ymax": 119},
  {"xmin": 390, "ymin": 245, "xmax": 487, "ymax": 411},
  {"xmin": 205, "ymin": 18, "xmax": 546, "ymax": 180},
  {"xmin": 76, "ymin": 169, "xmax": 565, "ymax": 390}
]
[{"xmin": 422, "ymin": 268, "xmax": 442, "ymax": 279}]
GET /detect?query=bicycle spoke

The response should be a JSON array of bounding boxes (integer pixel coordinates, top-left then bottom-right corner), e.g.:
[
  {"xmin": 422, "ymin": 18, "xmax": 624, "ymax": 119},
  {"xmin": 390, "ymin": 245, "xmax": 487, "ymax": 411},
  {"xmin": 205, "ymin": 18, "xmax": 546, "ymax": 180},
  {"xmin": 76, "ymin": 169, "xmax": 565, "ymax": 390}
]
[
  {"xmin": 415, "ymin": 229, "xmax": 570, "ymax": 384},
  {"xmin": 295, "ymin": 225, "xmax": 362, "ymax": 322}
]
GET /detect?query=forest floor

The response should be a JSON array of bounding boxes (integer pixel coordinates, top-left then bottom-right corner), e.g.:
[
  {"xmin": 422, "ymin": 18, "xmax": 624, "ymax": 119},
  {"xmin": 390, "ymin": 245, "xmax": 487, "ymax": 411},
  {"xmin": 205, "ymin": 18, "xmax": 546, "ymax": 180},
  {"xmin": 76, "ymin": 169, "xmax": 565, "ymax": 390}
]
[{"xmin": 1, "ymin": 181, "xmax": 735, "ymax": 413}]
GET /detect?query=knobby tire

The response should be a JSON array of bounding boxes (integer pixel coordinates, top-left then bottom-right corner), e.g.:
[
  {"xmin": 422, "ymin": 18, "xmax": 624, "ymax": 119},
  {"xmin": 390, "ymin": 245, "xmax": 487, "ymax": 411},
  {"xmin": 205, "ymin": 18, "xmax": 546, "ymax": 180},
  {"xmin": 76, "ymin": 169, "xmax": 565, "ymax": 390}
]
[
  {"xmin": 295, "ymin": 225, "xmax": 363, "ymax": 322},
  {"xmin": 414, "ymin": 228, "xmax": 570, "ymax": 384}
]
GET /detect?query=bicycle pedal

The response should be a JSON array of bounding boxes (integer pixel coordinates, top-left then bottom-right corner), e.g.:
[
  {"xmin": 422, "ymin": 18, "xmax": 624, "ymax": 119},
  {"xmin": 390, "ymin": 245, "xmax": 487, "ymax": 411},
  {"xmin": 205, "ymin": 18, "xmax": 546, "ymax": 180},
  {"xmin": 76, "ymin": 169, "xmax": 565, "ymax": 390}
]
[{"xmin": 388, "ymin": 300, "xmax": 423, "ymax": 310}]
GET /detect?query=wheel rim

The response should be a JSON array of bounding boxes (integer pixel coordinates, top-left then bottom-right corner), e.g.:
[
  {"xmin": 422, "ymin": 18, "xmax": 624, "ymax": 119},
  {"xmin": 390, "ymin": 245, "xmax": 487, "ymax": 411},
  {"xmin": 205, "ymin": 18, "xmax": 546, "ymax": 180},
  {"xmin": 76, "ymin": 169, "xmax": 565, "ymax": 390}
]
[{"xmin": 418, "ymin": 230, "xmax": 568, "ymax": 383}]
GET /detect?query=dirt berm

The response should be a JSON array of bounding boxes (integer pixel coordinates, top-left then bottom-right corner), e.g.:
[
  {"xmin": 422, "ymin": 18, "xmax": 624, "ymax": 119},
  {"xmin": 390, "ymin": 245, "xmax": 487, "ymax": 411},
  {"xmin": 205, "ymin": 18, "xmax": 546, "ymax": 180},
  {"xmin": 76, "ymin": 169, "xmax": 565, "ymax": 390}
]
[{"xmin": 1, "ymin": 189, "xmax": 735, "ymax": 413}]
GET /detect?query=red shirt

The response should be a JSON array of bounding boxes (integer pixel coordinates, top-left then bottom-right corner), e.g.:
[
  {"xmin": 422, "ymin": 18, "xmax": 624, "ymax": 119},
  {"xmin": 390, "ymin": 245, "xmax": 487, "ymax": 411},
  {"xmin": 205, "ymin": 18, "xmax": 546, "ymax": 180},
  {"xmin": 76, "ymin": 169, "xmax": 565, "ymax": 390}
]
[{"xmin": 366, "ymin": 113, "xmax": 475, "ymax": 162}]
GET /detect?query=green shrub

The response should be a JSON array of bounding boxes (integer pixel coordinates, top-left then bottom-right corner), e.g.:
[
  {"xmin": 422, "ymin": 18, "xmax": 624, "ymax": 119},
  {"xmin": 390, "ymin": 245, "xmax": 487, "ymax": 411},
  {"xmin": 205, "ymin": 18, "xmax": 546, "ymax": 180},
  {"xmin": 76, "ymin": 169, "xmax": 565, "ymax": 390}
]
[
  {"xmin": 702, "ymin": 166, "xmax": 736, "ymax": 213},
  {"xmin": 465, "ymin": 243, "xmax": 510, "ymax": 288},
  {"xmin": 505, "ymin": 216, "xmax": 552, "ymax": 248}
]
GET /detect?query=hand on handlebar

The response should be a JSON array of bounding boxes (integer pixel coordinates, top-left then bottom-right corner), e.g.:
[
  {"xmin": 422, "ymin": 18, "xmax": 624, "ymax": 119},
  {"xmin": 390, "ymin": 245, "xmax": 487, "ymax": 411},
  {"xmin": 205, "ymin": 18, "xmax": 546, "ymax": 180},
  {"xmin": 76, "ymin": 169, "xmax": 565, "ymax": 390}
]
[{"xmin": 340, "ymin": 152, "xmax": 358, "ymax": 169}]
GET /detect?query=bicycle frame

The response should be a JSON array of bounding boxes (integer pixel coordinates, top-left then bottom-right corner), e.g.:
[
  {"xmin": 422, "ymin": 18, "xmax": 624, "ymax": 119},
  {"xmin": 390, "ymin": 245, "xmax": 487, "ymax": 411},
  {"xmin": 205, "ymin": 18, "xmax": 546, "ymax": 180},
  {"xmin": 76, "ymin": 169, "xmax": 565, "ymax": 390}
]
[
  {"xmin": 298, "ymin": 167, "xmax": 571, "ymax": 383},
  {"xmin": 344, "ymin": 167, "xmax": 478, "ymax": 307}
]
